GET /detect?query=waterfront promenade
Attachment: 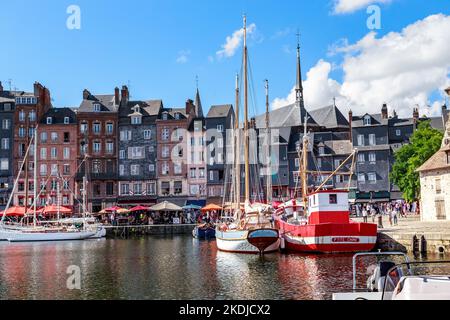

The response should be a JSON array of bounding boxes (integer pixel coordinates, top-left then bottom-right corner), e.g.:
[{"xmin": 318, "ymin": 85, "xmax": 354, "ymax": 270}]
[{"xmin": 354, "ymin": 215, "xmax": 450, "ymax": 254}]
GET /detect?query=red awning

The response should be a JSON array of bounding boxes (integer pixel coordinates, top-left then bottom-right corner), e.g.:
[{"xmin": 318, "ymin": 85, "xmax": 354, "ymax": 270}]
[
  {"xmin": 42, "ymin": 205, "xmax": 73, "ymax": 215},
  {"xmin": 201, "ymin": 204, "xmax": 223, "ymax": 212},
  {"xmin": 129, "ymin": 206, "xmax": 150, "ymax": 212}
]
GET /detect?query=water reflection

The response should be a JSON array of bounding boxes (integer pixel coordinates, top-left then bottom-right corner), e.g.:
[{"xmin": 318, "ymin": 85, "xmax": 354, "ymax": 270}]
[{"xmin": 0, "ymin": 237, "xmax": 447, "ymax": 300}]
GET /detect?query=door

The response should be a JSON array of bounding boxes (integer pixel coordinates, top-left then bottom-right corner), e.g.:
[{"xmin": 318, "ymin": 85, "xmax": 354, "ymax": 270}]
[{"xmin": 435, "ymin": 200, "xmax": 446, "ymax": 220}]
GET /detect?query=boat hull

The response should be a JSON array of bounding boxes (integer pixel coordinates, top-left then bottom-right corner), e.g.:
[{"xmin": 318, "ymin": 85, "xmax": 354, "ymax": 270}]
[
  {"xmin": 276, "ymin": 220, "xmax": 377, "ymax": 253},
  {"xmin": 4, "ymin": 230, "xmax": 96, "ymax": 242},
  {"xmin": 216, "ymin": 228, "xmax": 280, "ymax": 254},
  {"xmin": 192, "ymin": 226, "xmax": 216, "ymax": 239}
]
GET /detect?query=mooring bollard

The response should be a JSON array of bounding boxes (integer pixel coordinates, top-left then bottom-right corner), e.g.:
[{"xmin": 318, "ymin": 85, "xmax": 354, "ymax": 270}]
[
  {"xmin": 412, "ymin": 235, "xmax": 419, "ymax": 253},
  {"xmin": 420, "ymin": 235, "xmax": 427, "ymax": 255}
]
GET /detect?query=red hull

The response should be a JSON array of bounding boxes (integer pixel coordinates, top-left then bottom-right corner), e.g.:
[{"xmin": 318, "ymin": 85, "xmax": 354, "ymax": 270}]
[{"xmin": 276, "ymin": 219, "xmax": 378, "ymax": 253}]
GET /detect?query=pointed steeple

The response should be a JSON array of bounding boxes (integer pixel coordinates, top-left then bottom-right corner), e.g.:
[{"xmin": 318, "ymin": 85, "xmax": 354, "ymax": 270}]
[
  {"xmin": 295, "ymin": 32, "xmax": 304, "ymax": 109},
  {"xmin": 194, "ymin": 76, "xmax": 204, "ymax": 118}
]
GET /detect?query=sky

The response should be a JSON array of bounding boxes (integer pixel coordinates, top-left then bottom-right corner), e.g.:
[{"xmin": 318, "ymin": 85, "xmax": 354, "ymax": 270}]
[{"xmin": 0, "ymin": 0, "xmax": 449, "ymax": 118}]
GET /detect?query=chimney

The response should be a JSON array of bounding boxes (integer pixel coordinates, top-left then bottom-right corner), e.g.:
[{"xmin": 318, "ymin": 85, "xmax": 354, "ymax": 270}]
[
  {"xmin": 185, "ymin": 99, "xmax": 195, "ymax": 115},
  {"xmin": 381, "ymin": 103, "xmax": 388, "ymax": 119},
  {"xmin": 83, "ymin": 89, "xmax": 91, "ymax": 100},
  {"xmin": 413, "ymin": 107, "xmax": 419, "ymax": 130},
  {"xmin": 114, "ymin": 87, "xmax": 120, "ymax": 106},
  {"xmin": 0, "ymin": 81, "xmax": 3, "ymax": 92},
  {"xmin": 348, "ymin": 109, "xmax": 353, "ymax": 142},
  {"xmin": 121, "ymin": 85, "xmax": 129, "ymax": 105}
]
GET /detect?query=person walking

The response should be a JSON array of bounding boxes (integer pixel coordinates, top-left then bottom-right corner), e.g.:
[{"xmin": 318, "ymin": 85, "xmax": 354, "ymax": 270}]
[{"xmin": 362, "ymin": 206, "xmax": 368, "ymax": 223}]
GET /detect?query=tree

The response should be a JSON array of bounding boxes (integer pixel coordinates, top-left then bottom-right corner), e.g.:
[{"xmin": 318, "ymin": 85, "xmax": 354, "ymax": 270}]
[{"xmin": 390, "ymin": 121, "xmax": 443, "ymax": 202}]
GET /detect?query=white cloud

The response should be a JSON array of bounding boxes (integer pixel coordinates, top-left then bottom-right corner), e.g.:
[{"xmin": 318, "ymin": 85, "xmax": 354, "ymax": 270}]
[
  {"xmin": 272, "ymin": 14, "xmax": 450, "ymax": 118},
  {"xmin": 333, "ymin": 0, "xmax": 392, "ymax": 14},
  {"xmin": 176, "ymin": 50, "xmax": 191, "ymax": 64},
  {"xmin": 216, "ymin": 23, "xmax": 257, "ymax": 59}
]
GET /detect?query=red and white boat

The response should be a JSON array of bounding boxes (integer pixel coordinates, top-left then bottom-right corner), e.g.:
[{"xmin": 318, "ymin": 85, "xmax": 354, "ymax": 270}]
[{"xmin": 275, "ymin": 190, "xmax": 377, "ymax": 253}]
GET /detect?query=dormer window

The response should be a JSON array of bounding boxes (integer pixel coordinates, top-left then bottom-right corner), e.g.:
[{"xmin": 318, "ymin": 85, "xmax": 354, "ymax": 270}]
[
  {"xmin": 162, "ymin": 112, "xmax": 168, "ymax": 120},
  {"xmin": 131, "ymin": 116, "xmax": 142, "ymax": 125},
  {"xmin": 46, "ymin": 117, "xmax": 52, "ymax": 124},
  {"xmin": 174, "ymin": 112, "xmax": 180, "ymax": 120},
  {"xmin": 363, "ymin": 115, "xmax": 371, "ymax": 126},
  {"xmin": 93, "ymin": 103, "xmax": 101, "ymax": 112},
  {"xmin": 64, "ymin": 117, "xmax": 70, "ymax": 124}
]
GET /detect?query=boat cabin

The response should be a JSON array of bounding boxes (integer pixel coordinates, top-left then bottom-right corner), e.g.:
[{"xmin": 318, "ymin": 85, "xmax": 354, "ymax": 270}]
[{"xmin": 307, "ymin": 190, "xmax": 350, "ymax": 225}]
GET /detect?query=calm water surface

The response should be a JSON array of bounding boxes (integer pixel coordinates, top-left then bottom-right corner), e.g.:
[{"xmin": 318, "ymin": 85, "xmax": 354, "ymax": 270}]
[{"xmin": 0, "ymin": 236, "xmax": 447, "ymax": 300}]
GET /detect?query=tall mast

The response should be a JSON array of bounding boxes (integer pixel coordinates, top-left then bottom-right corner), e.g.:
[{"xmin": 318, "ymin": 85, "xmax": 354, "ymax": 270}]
[
  {"xmin": 24, "ymin": 117, "xmax": 30, "ymax": 214},
  {"xmin": 302, "ymin": 116, "xmax": 309, "ymax": 210},
  {"xmin": 33, "ymin": 126, "xmax": 37, "ymax": 228},
  {"xmin": 265, "ymin": 79, "xmax": 272, "ymax": 203},
  {"xmin": 234, "ymin": 74, "xmax": 241, "ymax": 210},
  {"xmin": 243, "ymin": 15, "xmax": 250, "ymax": 204}
]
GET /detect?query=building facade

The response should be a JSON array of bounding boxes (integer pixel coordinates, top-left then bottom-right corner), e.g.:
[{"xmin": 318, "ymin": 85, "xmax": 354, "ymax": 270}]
[
  {"xmin": 155, "ymin": 100, "xmax": 196, "ymax": 206},
  {"xmin": 38, "ymin": 108, "xmax": 78, "ymax": 210},
  {"xmin": 117, "ymin": 93, "xmax": 162, "ymax": 207},
  {"xmin": 76, "ymin": 87, "xmax": 119, "ymax": 213},
  {"xmin": 12, "ymin": 82, "xmax": 52, "ymax": 207},
  {"xmin": 0, "ymin": 82, "xmax": 15, "ymax": 209}
]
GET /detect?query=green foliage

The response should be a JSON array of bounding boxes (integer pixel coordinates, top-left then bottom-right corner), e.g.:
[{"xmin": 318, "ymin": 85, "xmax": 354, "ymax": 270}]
[{"xmin": 390, "ymin": 121, "xmax": 443, "ymax": 202}]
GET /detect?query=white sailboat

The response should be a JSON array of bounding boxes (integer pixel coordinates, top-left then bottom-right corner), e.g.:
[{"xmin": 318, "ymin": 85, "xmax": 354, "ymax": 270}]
[
  {"xmin": 215, "ymin": 16, "xmax": 280, "ymax": 254},
  {"xmin": 0, "ymin": 127, "xmax": 95, "ymax": 242}
]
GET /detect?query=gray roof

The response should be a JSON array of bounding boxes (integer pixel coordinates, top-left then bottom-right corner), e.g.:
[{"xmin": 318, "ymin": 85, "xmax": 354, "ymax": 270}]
[
  {"xmin": 0, "ymin": 96, "xmax": 14, "ymax": 103},
  {"xmin": 308, "ymin": 105, "xmax": 349, "ymax": 129},
  {"xmin": 255, "ymin": 103, "xmax": 317, "ymax": 128},
  {"xmin": 119, "ymin": 100, "xmax": 163, "ymax": 118},
  {"xmin": 40, "ymin": 107, "xmax": 77, "ymax": 124},
  {"xmin": 79, "ymin": 94, "xmax": 117, "ymax": 113},
  {"xmin": 207, "ymin": 104, "xmax": 233, "ymax": 118}
]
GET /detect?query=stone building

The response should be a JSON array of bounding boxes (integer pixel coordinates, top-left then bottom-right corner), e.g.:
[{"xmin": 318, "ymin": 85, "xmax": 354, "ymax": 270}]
[
  {"xmin": 155, "ymin": 99, "xmax": 196, "ymax": 206},
  {"xmin": 117, "ymin": 92, "xmax": 162, "ymax": 207},
  {"xmin": 38, "ymin": 108, "xmax": 78, "ymax": 210},
  {"xmin": 76, "ymin": 87, "xmax": 120, "ymax": 213},
  {"xmin": 12, "ymin": 82, "xmax": 52, "ymax": 206},
  {"xmin": 0, "ymin": 82, "xmax": 15, "ymax": 209},
  {"xmin": 417, "ymin": 117, "xmax": 450, "ymax": 221}
]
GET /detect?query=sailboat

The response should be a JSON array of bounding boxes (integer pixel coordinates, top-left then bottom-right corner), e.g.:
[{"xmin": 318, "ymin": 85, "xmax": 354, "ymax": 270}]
[
  {"xmin": 0, "ymin": 127, "xmax": 95, "ymax": 242},
  {"xmin": 215, "ymin": 16, "xmax": 280, "ymax": 254}
]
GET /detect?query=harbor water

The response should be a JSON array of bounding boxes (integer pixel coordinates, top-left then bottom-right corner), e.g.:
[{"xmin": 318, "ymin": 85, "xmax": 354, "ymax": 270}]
[{"xmin": 0, "ymin": 236, "xmax": 447, "ymax": 300}]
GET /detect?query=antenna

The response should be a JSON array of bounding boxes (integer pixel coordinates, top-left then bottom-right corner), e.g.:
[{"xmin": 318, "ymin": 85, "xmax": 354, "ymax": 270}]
[{"xmin": 7, "ymin": 79, "xmax": 12, "ymax": 91}]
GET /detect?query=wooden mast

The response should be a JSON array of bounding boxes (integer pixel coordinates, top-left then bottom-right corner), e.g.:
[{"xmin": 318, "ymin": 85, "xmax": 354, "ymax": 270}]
[
  {"xmin": 265, "ymin": 79, "xmax": 272, "ymax": 203},
  {"xmin": 243, "ymin": 15, "xmax": 250, "ymax": 204},
  {"xmin": 301, "ymin": 116, "xmax": 309, "ymax": 211},
  {"xmin": 234, "ymin": 74, "xmax": 241, "ymax": 210}
]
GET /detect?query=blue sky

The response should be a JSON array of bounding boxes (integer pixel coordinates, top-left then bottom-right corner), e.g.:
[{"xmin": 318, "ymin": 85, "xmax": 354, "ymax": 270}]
[{"xmin": 0, "ymin": 0, "xmax": 448, "ymax": 117}]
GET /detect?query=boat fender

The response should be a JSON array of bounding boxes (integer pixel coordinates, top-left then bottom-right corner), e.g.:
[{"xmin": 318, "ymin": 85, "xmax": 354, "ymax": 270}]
[{"xmin": 280, "ymin": 237, "xmax": 285, "ymax": 250}]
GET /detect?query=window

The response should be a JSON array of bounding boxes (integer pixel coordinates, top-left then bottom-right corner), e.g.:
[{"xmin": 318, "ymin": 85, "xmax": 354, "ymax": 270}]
[
  {"xmin": 174, "ymin": 181, "xmax": 182, "ymax": 194},
  {"xmin": 357, "ymin": 134, "xmax": 365, "ymax": 146},
  {"xmin": 63, "ymin": 180, "xmax": 69, "ymax": 190},
  {"xmin": 29, "ymin": 127, "xmax": 35, "ymax": 138},
  {"xmin": 210, "ymin": 170, "xmax": 214, "ymax": 181},
  {"xmin": 396, "ymin": 129, "xmax": 401, "ymax": 136},
  {"xmin": 357, "ymin": 173, "xmax": 365, "ymax": 183},
  {"xmin": 46, "ymin": 117, "xmax": 52, "ymax": 124},
  {"xmin": 129, "ymin": 146, "xmax": 144, "ymax": 159},
  {"xmin": 174, "ymin": 113, "xmax": 180, "ymax": 120},
  {"xmin": 64, "ymin": 132, "xmax": 70, "ymax": 143},
  {"xmin": 174, "ymin": 163, "xmax": 182, "ymax": 175},
  {"xmin": 194, "ymin": 121, "xmax": 202, "ymax": 132},
  {"xmin": 1, "ymin": 138, "xmax": 9, "ymax": 150},
  {"xmin": 93, "ymin": 142, "xmax": 101, "ymax": 153},
  {"xmin": 0, "ymin": 159, "xmax": 9, "ymax": 171},
  {"xmin": 334, "ymin": 159, "xmax": 342, "ymax": 169},
  {"xmin": 149, "ymin": 164, "xmax": 155, "ymax": 172},
  {"xmin": 80, "ymin": 122, "xmax": 88, "ymax": 133},
  {"xmin": 119, "ymin": 150, "xmax": 126, "ymax": 160},
  {"xmin": 161, "ymin": 162, "xmax": 169, "ymax": 175},
  {"xmin": 217, "ymin": 124, "xmax": 224, "ymax": 132},
  {"xmin": 18, "ymin": 127, "xmax": 25, "ymax": 137},
  {"xmin": 144, "ymin": 130, "xmax": 152, "ymax": 140},
  {"xmin": 131, "ymin": 116, "xmax": 142, "ymax": 125},
  {"xmin": 93, "ymin": 104, "xmax": 101, "ymax": 112},
  {"xmin": 369, "ymin": 134, "xmax": 376, "ymax": 146},
  {"xmin": 294, "ymin": 158, "xmax": 300, "ymax": 168},
  {"xmin": 317, "ymin": 158, "xmax": 322, "ymax": 168},
  {"xmin": 51, "ymin": 164, "xmax": 58, "ymax": 176},
  {"xmin": 106, "ymin": 182, "xmax": 114, "ymax": 196},
  {"xmin": 93, "ymin": 123, "xmax": 101, "ymax": 134},
  {"xmin": 40, "ymin": 132, "xmax": 47, "ymax": 143},
  {"xmin": 63, "ymin": 164, "xmax": 70, "ymax": 175},
  {"xmin": 63, "ymin": 147, "xmax": 70, "ymax": 159},
  {"xmin": 120, "ymin": 130, "xmax": 132, "ymax": 141},
  {"xmin": 106, "ymin": 142, "xmax": 114, "ymax": 154},
  {"xmin": 119, "ymin": 165, "xmax": 125, "ymax": 176},
  {"xmin": 19, "ymin": 111, "xmax": 25, "ymax": 122},
  {"xmin": 3, "ymin": 103, "xmax": 11, "ymax": 111},
  {"xmin": 51, "ymin": 147, "xmax": 57, "ymax": 159},
  {"xmin": 368, "ymin": 172, "xmax": 376, "ymax": 183},
  {"xmin": 363, "ymin": 116, "xmax": 371, "ymax": 126},
  {"xmin": 190, "ymin": 168, "xmax": 196, "ymax": 178},
  {"xmin": 369, "ymin": 152, "xmax": 376, "ymax": 163},
  {"xmin": 162, "ymin": 146, "xmax": 170, "ymax": 158},
  {"xmin": 64, "ymin": 117, "xmax": 70, "ymax": 124},
  {"xmin": 162, "ymin": 128, "xmax": 170, "ymax": 140},
  {"xmin": 40, "ymin": 148, "xmax": 47, "ymax": 160},
  {"xmin": 131, "ymin": 165, "xmax": 140, "ymax": 176},
  {"xmin": 147, "ymin": 183, "xmax": 156, "ymax": 195},
  {"xmin": 121, "ymin": 183, "xmax": 129, "ymax": 195},
  {"xmin": 2, "ymin": 119, "xmax": 10, "ymax": 130},
  {"xmin": 62, "ymin": 196, "xmax": 69, "ymax": 205},
  {"xmin": 51, "ymin": 132, "xmax": 58, "ymax": 142},
  {"xmin": 436, "ymin": 178, "xmax": 442, "ymax": 195},
  {"xmin": 92, "ymin": 161, "xmax": 101, "ymax": 174},
  {"xmin": 162, "ymin": 113, "xmax": 168, "ymax": 120},
  {"xmin": 319, "ymin": 146, "xmax": 325, "ymax": 155},
  {"xmin": 133, "ymin": 183, "xmax": 142, "ymax": 195},
  {"xmin": 106, "ymin": 123, "xmax": 113, "ymax": 134},
  {"xmin": 329, "ymin": 194, "xmax": 337, "ymax": 204},
  {"xmin": 357, "ymin": 153, "xmax": 365, "ymax": 163},
  {"xmin": 199, "ymin": 168, "xmax": 205, "ymax": 178}
]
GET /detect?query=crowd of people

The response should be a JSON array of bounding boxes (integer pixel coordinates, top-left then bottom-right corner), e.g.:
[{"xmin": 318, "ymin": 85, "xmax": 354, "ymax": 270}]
[{"xmin": 353, "ymin": 201, "xmax": 419, "ymax": 228}]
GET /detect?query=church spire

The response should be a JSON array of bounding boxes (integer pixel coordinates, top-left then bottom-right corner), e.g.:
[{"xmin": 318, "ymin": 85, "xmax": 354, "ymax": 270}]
[
  {"xmin": 295, "ymin": 31, "xmax": 304, "ymax": 109},
  {"xmin": 194, "ymin": 75, "xmax": 204, "ymax": 118}
]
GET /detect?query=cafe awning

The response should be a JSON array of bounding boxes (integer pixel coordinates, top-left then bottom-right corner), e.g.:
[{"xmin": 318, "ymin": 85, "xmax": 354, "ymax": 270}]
[{"xmin": 149, "ymin": 201, "xmax": 182, "ymax": 212}]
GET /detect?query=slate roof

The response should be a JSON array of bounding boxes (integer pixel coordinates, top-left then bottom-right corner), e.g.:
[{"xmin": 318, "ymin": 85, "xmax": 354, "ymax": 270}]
[
  {"xmin": 207, "ymin": 104, "xmax": 233, "ymax": 118},
  {"xmin": 40, "ymin": 107, "xmax": 77, "ymax": 124},
  {"xmin": 79, "ymin": 93, "xmax": 117, "ymax": 113},
  {"xmin": 254, "ymin": 103, "xmax": 317, "ymax": 128},
  {"xmin": 308, "ymin": 105, "xmax": 349, "ymax": 129},
  {"xmin": 119, "ymin": 100, "xmax": 163, "ymax": 118}
]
